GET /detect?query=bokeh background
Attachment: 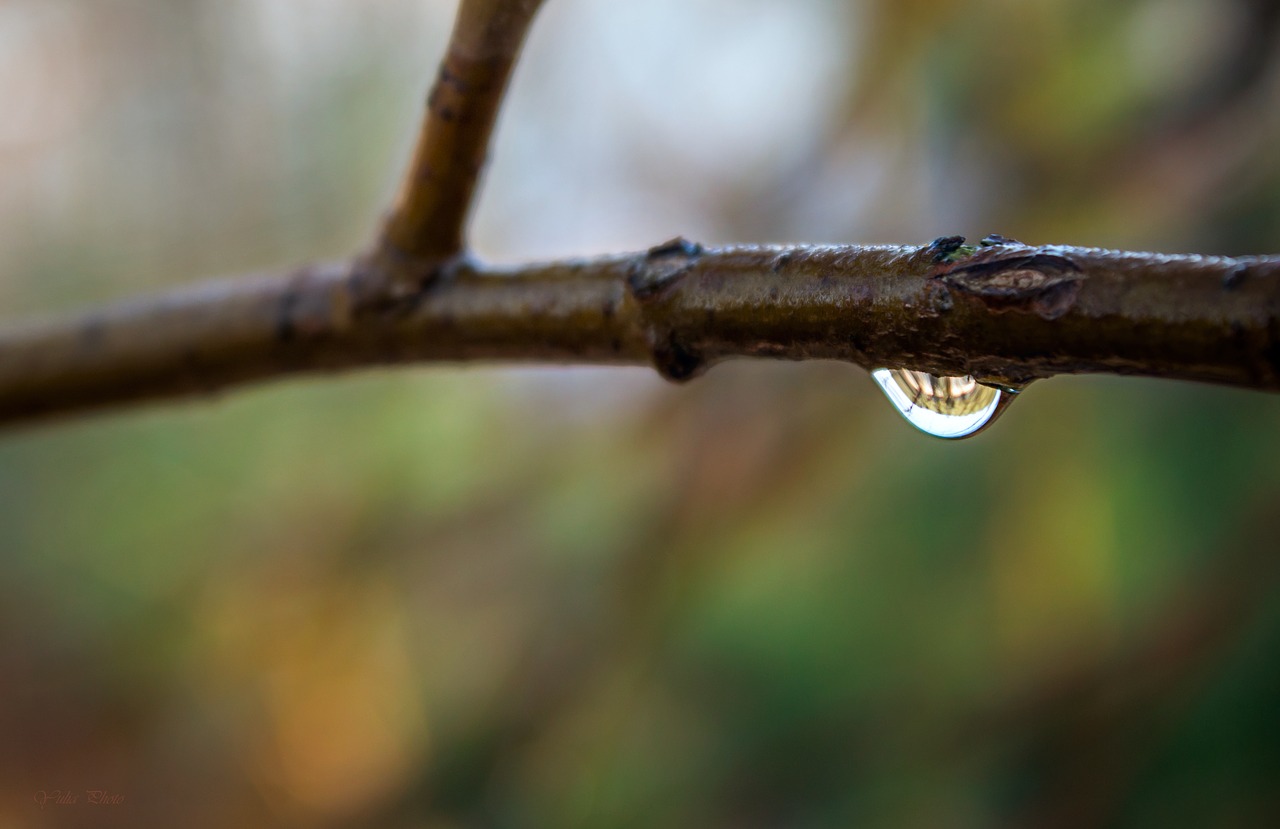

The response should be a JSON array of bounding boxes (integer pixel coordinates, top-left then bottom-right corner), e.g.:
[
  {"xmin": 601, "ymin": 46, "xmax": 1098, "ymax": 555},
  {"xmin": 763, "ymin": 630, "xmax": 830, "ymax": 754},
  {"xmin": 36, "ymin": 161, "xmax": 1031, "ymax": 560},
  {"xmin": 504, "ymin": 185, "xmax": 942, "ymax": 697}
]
[{"xmin": 2, "ymin": 0, "xmax": 1280, "ymax": 826}]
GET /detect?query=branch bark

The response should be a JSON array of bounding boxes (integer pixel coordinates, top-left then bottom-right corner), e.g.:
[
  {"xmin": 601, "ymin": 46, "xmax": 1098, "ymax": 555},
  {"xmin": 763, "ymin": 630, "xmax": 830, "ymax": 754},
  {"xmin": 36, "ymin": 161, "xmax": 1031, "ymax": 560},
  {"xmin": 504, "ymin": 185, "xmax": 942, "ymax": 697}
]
[
  {"xmin": 1, "ymin": 238, "xmax": 1277, "ymax": 427},
  {"xmin": 371, "ymin": 0, "xmax": 546, "ymax": 285}
]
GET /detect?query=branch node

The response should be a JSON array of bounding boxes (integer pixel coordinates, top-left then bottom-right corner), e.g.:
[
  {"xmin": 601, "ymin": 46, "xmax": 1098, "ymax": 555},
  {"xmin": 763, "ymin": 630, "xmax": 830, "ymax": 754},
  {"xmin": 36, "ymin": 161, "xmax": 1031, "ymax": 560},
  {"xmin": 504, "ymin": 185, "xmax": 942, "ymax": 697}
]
[
  {"xmin": 628, "ymin": 237, "xmax": 704, "ymax": 301},
  {"xmin": 939, "ymin": 249, "xmax": 1083, "ymax": 320},
  {"xmin": 927, "ymin": 235, "xmax": 970, "ymax": 262},
  {"xmin": 650, "ymin": 333, "xmax": 705, "ymax": 383},
  {"xmin": 1223, "ymin": 262, "xmax": 1249, "ymax": 290},
  {"xmin": 647, "ymin": 236, "xmax": 704, "ymax": 259}
]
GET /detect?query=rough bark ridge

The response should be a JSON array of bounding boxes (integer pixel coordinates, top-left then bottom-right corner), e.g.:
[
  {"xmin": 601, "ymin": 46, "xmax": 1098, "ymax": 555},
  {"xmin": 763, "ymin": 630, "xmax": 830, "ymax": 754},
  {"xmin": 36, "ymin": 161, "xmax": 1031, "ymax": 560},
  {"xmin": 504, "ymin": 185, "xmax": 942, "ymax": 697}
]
[{"xmin": 0, "ymin": 0, "xmax": 1277, "ymax": 429}]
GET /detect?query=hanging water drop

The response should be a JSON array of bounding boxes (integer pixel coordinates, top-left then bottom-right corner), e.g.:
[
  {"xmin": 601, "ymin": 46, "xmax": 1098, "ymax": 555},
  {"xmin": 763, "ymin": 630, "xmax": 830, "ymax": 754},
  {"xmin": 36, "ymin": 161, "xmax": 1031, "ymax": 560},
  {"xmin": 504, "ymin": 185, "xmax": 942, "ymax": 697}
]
[{"xmin": 871, "ymin": 368, "xmax": 1014, "ymax": 439}]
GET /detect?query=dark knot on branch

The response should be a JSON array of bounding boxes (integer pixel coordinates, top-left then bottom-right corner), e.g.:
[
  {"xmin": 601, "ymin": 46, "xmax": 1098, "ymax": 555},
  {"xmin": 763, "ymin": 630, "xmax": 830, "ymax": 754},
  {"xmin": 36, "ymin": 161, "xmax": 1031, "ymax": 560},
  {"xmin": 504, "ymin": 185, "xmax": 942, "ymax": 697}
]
[{"xmin": 627, "ymin": 237, "xmax": 705, "ymax": 302}]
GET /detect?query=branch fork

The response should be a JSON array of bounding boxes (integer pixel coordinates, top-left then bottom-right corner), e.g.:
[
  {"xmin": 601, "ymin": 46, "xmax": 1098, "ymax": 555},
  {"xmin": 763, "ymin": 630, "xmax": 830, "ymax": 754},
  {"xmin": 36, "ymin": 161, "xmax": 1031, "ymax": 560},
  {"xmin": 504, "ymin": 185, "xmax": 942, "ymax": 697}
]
[{"xmin": 1, "ymin": 0, "xmax": 1278, "ymax": 429}]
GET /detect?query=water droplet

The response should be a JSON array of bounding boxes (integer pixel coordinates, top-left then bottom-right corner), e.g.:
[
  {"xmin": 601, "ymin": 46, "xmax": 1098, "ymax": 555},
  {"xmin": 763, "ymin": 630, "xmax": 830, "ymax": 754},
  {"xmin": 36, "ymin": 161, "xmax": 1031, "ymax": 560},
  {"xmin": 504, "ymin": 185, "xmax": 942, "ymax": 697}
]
[{"xmin": 871, "ymin": 368, "xmax": 1013, "ymax": 439}]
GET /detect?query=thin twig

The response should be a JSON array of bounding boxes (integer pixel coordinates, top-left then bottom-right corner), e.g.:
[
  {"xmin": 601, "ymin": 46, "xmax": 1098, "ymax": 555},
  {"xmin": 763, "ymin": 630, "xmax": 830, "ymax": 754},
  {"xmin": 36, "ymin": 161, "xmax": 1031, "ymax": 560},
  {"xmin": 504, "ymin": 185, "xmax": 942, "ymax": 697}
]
[
  {"xmin": 371, "ymin": 0, "xmax": 546, "ymax": 285},
  {"xmin": 1, "ymin": 238, "xmax": 1277, "ymax": 427}
]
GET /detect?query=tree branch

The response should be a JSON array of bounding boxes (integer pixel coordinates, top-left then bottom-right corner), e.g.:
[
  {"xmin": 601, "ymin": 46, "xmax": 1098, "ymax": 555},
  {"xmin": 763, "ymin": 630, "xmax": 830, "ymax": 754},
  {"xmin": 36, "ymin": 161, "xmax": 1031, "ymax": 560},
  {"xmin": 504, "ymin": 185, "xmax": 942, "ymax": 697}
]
[
  {"xmin": 2, "ymin": 1, "xmax": 1278, "ymax": 429},
  {"xmin": 371, "ymin": 0, "xmax": 546, "ymax": 284},
  {"xmin": 1, "ymin": 238, "xmax": 1277, "ymax": 427}
]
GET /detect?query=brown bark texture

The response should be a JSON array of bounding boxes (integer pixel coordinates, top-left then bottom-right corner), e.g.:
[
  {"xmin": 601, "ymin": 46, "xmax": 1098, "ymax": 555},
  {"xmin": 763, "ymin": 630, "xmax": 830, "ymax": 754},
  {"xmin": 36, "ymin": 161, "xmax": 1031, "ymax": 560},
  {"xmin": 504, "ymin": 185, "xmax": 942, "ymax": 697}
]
[
  {"xmin": 1, "ymin": 238, "xmax": 1277, "ymax": 427},
  {"xmin": 372, "ymin": 0, "xmax": 546, "ymax": 284}
]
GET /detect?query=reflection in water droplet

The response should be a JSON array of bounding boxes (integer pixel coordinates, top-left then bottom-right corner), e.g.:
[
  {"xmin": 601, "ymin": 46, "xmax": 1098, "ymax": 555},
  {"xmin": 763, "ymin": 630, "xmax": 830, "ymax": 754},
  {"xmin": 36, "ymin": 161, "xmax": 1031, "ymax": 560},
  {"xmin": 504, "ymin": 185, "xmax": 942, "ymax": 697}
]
[{"xmin": 871, "ymin": 368, "xmax": 1011, "ymax": 439}]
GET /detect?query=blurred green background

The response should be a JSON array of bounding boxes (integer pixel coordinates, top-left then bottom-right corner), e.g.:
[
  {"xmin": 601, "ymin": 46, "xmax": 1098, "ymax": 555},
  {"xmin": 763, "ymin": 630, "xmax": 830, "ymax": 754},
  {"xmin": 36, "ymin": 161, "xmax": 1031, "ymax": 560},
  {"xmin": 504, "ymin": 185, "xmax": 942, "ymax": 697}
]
[{"xmin": 3, "ymin": 0, "xmax": 1280, "ymax": 826}]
